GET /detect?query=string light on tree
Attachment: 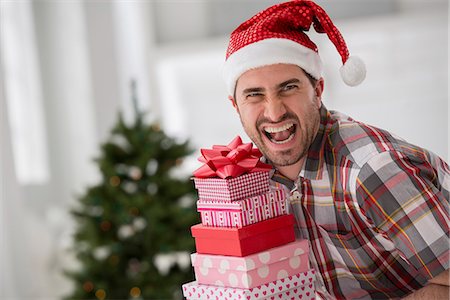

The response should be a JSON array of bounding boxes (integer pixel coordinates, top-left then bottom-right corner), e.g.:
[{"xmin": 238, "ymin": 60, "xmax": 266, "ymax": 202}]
[
  {"xmin": 118, "ymin": 224, "xmax": 135, "ymax": 239},
  {"xmin": 93, "ymin": 246, "xmax": 111, "ymax": 261},
  {"xmin": 95, "ymin": 289, "xmax": 106, "ymax": 300},
  {"xmin": 132, "ymin": 217, "xmax": 147, "ymax": 231},
  {"xmin": 122, "ymin": 181, "xmax": 138, "ymax": 194},
  {"xmin": 146, "ymin": 159, "xmax": 158, "ymax": 175},
  {"xmin": 128, "ymin": 166, "xmax": 142, "ymax": 180},
  {"xmin": 130, "ymin": 287, "xmax": 142, "ymax": 299}
]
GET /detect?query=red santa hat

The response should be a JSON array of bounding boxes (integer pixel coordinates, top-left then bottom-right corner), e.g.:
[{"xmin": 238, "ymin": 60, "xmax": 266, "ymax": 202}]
[{"xmin": 223, "ymin": 0, "xmax": 366, "ymax": 95}]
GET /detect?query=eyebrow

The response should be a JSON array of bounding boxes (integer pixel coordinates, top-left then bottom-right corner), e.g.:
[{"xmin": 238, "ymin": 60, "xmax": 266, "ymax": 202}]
[
  {"xmin": 241, "ymin": 87, "xmax": 265, "ymax": 96},
  {"xmin": 277, "ymin": 78, "xmax": 301, "ymax": 89}
]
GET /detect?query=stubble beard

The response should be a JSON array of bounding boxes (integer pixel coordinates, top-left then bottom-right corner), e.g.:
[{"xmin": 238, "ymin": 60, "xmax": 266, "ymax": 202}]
[{"xmin": 240, "ymin": 103, "xmax": 321, "ymax": 168}]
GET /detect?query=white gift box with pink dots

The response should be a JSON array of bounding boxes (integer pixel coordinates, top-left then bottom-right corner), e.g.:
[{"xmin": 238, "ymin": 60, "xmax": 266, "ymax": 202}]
[
  {"xmin": 182, "ymin": 269, "xmax": 315, "ymax": 300},
  {"xmin": 190, "ymin": 239, "xmax": 309, "ymax": 289}
]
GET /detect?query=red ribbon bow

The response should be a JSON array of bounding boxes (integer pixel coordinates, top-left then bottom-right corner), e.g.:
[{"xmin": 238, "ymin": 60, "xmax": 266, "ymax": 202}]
[{"xmin": 193, "ymin": 136, "xmax": 272, "ymax": 179}]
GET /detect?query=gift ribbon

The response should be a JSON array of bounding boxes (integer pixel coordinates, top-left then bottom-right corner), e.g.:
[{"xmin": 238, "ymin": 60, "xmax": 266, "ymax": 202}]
[{"xmin": 193, "ymin": 136, "xmax": 272, "ymax": 179}]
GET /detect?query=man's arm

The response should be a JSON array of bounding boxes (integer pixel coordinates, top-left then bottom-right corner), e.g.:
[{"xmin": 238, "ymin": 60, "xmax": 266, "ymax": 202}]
[
  {"xmin": 428, "ymin": 270, "xmax": 450, "ymax": 286},
  {"xmin": 403, "ymin": 270, "xmax": 449, "ymax": 299},
  {"xmin": 355, "ymin": 150, "xmax": 449, "ymax": 296}
]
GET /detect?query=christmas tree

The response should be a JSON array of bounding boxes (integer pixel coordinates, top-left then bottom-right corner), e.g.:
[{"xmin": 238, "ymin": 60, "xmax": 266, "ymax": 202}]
[{"xmin": 65, "ymin": 83, "xmax": 199, "ymax": 300}]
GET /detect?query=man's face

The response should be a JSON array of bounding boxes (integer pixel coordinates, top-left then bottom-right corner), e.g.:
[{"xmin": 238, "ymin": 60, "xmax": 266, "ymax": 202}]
[{"xmin": 231, "ymin": 64, "xmax": 323, "ymax": 169}]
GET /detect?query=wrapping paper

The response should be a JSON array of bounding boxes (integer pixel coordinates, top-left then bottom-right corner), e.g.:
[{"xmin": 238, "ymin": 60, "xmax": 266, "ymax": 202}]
[
  {"xmin": 197, "ymin": 189, "xmax": 287, "ymax": 228},
  {"xmin": 191, "ymin": 240, "xmax": 310, "ymax": 288},
  {"xmin": 182, "ymin": 270, "xmax": 316, "ymax": 300},
  {"xmin": 191, "ymin": 215, "xmax": 295, "ymax": 257},
  {"xmin": 193, "ymin": 171, "xmax": 270, "ymax": 202}
]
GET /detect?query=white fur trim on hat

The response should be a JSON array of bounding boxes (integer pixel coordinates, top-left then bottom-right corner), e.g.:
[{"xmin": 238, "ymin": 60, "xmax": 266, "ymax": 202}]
[{"xmin": 222, "ymin": 38, "xmax": 323, "ymax": 95}]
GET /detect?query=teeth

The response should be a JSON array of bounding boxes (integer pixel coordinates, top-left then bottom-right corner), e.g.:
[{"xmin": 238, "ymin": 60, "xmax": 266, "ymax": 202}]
[{"xmin": 264, "ymin": 123, "xmax": 294, "ymax": 133}]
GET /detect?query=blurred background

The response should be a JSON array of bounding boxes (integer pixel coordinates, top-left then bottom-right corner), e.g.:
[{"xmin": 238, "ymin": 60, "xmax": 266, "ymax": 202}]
[{"xmin": 0, "ymin": 0, "xmax": 448, "ymax": 299}]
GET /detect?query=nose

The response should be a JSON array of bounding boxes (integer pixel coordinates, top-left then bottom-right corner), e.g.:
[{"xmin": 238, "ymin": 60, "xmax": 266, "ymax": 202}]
[{"xmin": 264, "ymin": 96, "xmax": 287, "ymax": 122}]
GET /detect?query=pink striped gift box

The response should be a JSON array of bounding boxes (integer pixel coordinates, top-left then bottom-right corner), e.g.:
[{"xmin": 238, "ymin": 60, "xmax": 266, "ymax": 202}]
[
  {"xmin": 182, "ymin": 269, "xmax": 316, "ymax": 300},
  {"xmin": 191, "ymin": 239, "xmax": 310, "ymax": 289},
  {"xmin": 193, "ymin": 172, "xmax": 270, "ymax": 202},
  {"xmin": 197, "ymin": 189, "xmax": 287, "ymax": 228}
]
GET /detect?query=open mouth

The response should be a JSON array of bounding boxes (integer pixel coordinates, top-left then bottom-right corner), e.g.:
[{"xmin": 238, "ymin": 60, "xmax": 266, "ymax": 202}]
[{"xmin": 263, "ymin": 122, "xmax": 296, "ymax": 144}]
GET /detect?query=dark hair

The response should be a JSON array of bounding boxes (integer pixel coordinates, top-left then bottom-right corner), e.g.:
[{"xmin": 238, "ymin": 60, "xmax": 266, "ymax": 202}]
[{"xmin": 304, "ymin": 71, "xmax": 318, "ymax": 87}]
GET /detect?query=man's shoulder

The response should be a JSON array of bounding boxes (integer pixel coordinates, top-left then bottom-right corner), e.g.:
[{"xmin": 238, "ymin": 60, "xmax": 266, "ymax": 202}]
[{"xmin": 325, "ymin": 110, "xmax": 407, "ymax": 168}]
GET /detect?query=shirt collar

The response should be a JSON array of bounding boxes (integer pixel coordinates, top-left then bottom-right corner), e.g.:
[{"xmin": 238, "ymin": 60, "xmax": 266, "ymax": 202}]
[
  {"xmin": 299, "ymin": 104, "xmax": 330, "ymax": 180},
  {"xmin": 271, "ymin": 104, "xmax": 330, "ymax": 187}
]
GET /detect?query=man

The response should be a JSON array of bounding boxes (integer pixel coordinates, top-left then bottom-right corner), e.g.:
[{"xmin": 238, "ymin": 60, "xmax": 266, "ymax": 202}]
[{"xmin": 222, "ymin": 1, "xmax": 449, "ymax": 299}]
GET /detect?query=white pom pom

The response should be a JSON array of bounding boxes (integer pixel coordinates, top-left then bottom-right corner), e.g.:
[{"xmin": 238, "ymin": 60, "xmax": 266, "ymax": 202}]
[{"xmin": 339, "ymin": 56, "xmax": 366, "ymax": 86}]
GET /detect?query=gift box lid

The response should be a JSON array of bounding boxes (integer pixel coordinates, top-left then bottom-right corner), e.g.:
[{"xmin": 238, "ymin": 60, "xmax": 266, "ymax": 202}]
[
  {"xmin": 191, "ymin": 239, "xmax": 309, "ymax": 272},
  {"xmin": 191, "ymin": 214, "xmax": 294, "ymax": 240}
]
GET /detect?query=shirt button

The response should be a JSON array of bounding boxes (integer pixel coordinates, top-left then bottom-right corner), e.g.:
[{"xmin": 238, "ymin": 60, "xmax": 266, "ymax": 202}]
[{"xmin": 290, "ymin": 191, "xmax": 301, "ymax": 201}]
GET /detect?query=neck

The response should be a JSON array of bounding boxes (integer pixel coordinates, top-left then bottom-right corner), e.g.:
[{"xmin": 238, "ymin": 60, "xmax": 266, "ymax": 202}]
[{"xmin": 275, "ymin": 157, "xmax": 305, "ymax": 181}]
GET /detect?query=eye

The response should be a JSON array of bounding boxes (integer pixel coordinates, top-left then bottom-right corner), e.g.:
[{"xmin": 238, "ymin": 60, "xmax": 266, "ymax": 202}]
[
  {"xmin": 245, "ymin": 92, "xmax": 264, "ymax": 100},
  {"xmin": 247, "ymin": 92, "xmax": 262, "ymax": 97},
  {"xmin": 282, "ymin": 83, "xmax": 298, "ymax": 92}
]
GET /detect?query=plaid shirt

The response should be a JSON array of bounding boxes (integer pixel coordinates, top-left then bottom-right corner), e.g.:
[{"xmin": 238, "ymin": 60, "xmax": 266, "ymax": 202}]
[{"xmin": 271, "ymin": 105, "xmax": 450, "ymax": 299}]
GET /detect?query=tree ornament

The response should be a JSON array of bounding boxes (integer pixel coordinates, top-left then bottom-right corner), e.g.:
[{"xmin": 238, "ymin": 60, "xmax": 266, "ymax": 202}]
[
  {"xmin": 122, "ymin": 181, "xmax": 138, "ymax": 194},
  {"xmin": 110, "ymin": 134, "xmax": 130, "ymax": 150},
  {"xmin": 118, "ymin": 224, "xmax": 135, "ymax": 239},
  {"xmin": 153, "ymin": 253, "xmax": 177, "ymax": 276},
  {"xmin": 109, "ymin": 176, "xmax": 120, "ymax": 187},
  {"xmin": 127, "ymin": 258, "xmax": 141, "ymax": 277},
  {"xmin": 147, "ymin": 182, "xmax": 158, "ymax": 195},
  {"xmin": 95, "ymin": 289, "xmax": 106, "ymax": 300},
  {"xmin": 89, "ymin": 206, "xmax": 103, "ymax": 217},
  {"xmin": 128, "ymin": 166, "xmax": 142, "ymax": 180},
  {"xmin": 132, "ymin": 217, "xmax": 147, "ymax": 231},
  {"xmin": 129, "ymin": 287, "xmax": 141, "ymax": 298},
  {"xmin": 146, "ymin": 159, "xmax": 158, "ymax": 175},
  {"xmin": 178, "ymin": 195, "xmax": 195, "ymax": 208},
  {"xmin": 93, "ymin": 246, "xmax": 111, "ymax": 261},
  {"xmin": 82, "ymin": 281, "xmax": 94, "ymax": 293},
  {"xmin": 175, "ymin": 251, "xmax": 191, "ymax": 270},
  {"xmin": 100, "ymin": 220, "xmax": 112, "ymax": 232}
]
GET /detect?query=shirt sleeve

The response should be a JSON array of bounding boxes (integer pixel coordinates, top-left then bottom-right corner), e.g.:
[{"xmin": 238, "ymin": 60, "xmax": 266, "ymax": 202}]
[{"xmin": 355, "ymin": 150, "xmax": 450, "ymax": 280}]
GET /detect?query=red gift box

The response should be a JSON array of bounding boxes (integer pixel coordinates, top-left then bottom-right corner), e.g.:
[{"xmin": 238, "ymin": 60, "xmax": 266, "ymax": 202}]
[
  {"xmin": 191, "ymin": 214, "xmax": 295, "ymax": 257},
  {"xmin": 197, "ymin": 189, "xmax": 287, "ymax": 227},
  {"xmin": 193, "ymin": 171, "xmax": 270, "ymax": 202},
  {"xmin": 182, "ymin": 269, "xmax": 316, "ymax": 300}
]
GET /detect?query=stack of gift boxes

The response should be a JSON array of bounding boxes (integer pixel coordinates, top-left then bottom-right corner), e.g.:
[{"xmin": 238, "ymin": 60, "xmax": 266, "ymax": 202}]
[{"xmin": 182, "ymin": 137, "xmax": 315, "ymax": 300}]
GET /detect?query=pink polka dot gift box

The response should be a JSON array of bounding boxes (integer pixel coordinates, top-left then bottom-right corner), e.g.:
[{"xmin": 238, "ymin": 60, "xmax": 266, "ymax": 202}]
[
  {"xmin": 197, "ymin": 189, "xmax": 287, "ymax": 228},
  {"xmin": 191, "ymin": 239, "xmax": 309, "ymax": 289},
  {"xmin": 182, "ymin": 269, "xmax": 316, "ymax": 300}
]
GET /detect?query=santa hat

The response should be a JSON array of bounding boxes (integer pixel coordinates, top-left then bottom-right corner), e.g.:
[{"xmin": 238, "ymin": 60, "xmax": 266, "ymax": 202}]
[{"xmin": 223, "ymin": 0, "xmax": 366, "ymax": 95}]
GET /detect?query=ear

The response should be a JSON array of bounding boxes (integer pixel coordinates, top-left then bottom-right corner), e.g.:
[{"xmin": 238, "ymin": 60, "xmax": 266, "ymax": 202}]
[
  {"xmin": 228, "ymin": 95, "xmax": 239, "ymax": 113},
  {"xmin": 314, "ymin": 78, "xmax": 324, "ymax": 108}
]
